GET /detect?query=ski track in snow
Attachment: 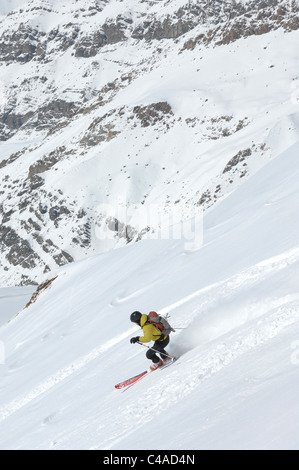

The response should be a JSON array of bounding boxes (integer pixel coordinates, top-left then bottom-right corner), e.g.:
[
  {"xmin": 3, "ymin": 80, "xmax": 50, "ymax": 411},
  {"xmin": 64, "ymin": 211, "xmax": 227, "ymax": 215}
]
[
  {"xmin": 0, "ymin": 246, "xmax": 298, "ymax": 445},
  {"xmin": 91, "ymin": 248, "xmax": 299, "ymax": 449},
  {"xmin": 0, "ymin": 327, "xmax": 136, "ymax": 424},
  {"xmin": 0, "ymin": 248, "xmax": 299, "ymax": 432},
  {"xmin": 92, "ymin": 299, "xmax": 299, "ymax": 450},
  {"xmin": 160, "ymin": 244, "xmax": 299, "ymax": 332}
]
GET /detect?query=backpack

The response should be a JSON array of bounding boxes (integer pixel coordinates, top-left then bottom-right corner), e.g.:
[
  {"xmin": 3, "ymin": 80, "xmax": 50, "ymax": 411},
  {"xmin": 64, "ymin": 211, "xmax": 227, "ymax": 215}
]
[{"xmin": 147, "ymin": 311, "xmax": 175, "ymax": 336}]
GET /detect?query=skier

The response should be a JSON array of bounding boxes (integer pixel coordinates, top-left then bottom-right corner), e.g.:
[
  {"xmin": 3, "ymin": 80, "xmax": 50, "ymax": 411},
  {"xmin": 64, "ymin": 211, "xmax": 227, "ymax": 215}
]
[{"xmin": 130, "ymin": 311, "xmax": 170, "ymax": 371}]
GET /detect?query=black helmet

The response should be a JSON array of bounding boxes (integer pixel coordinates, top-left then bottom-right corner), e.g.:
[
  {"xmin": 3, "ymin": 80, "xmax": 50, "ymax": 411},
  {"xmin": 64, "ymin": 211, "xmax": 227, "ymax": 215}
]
[{"xmin": 130, "ymin": 311, "xmax": 142, "ymax": 324}]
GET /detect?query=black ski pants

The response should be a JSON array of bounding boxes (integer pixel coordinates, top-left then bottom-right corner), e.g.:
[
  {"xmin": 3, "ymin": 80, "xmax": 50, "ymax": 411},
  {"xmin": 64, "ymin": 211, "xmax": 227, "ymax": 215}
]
[{"xmin": 146, "ymin": 336, "xmax": 170, "ymax": 363}]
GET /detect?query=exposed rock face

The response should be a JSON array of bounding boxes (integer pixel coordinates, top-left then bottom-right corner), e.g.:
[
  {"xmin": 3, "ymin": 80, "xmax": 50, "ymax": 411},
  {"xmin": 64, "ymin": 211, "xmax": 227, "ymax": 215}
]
[
  {"xmin": 132, "ymin": 17, "xmax": 194, "ymax": 41},
  {"xmin": 132, "ymin": 102, "xmax": 174, "ymax": 127},
  {"xmin": 223, "ymin": 149, "xmax": 252, "ymax": 174},
  {"xmin": 181, "ymin": 0, "xmax": 299, "ymax": 50},
  {"xmin": 0, "ymin": 110, "xmax": 34, "ymax": 141},
  {"xmin": 25, "ymin": 276, "xmax": 58, "ymax": 308},
  {"xmin": 0, "ymin": 24, "xmax": 46, "ymax": 63},
  {"xmin": 0, "ymin": 226, "xmax": 39, "ymax": 269},
  {"xmin": 0, "ymin": 0, "xmax": 296, "ymax": 285},
  {"xmin": 75, "ymin": 16, "xmax": 133, "ymax": 57},
  {"xmin": 1, "ymin": 0, "xmax": 296, "ymax": 142}
]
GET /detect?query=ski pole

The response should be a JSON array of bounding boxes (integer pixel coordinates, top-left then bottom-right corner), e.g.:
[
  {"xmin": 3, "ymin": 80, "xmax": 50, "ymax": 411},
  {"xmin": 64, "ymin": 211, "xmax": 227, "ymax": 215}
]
[{"xmin": 137, "ymin": 341, "xmax": 175, "ymax": 360}]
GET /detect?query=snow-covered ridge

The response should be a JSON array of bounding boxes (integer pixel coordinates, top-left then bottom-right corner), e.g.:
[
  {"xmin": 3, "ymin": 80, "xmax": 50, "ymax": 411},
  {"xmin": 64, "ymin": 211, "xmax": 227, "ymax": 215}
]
[{"xmin": 1, "ymin": 0, "xmax": 299, "ymax": 285}]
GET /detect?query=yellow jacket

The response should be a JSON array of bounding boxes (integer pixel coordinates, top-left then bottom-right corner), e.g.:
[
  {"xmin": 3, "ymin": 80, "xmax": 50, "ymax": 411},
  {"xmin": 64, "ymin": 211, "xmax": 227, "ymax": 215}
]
[{"xmin": 138, "ymin": 314, "xmax": 166, "ymax": 343}]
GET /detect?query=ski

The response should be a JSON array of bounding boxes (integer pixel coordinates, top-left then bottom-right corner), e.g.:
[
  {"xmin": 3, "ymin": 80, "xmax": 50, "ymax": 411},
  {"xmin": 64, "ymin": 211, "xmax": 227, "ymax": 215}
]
[
  {"xmin": 115, "ymin": 370, "xmax": 147, "ymax": 390},
  {"xmin": 160, "ymin": 356, "xmax": 178, "ymax": 370},
  {"xmin": 115, "ymin": 357, "xmax": 179, "ymax": 391}
]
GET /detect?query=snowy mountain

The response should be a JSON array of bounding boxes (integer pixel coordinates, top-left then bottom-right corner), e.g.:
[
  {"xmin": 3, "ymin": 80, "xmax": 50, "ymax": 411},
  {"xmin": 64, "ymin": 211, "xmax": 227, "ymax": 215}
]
[
  {"xmin": 0, "ymin": 0, "xmax": 299, "ymax": 450},
  {"xmin": 1, "ymin": 0, "xmax": 299, "ymax": 285}
]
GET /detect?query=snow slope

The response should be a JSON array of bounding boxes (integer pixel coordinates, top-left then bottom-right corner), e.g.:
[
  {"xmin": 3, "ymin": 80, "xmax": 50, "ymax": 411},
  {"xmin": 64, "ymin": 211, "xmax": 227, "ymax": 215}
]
[{"xmin": 0, "ymin": 139, "xmax": 298, "ymax": 450}]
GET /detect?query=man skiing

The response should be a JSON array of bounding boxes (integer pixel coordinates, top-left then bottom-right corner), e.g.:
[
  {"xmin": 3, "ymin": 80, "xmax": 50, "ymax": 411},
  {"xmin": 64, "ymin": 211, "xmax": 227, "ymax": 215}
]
[{"xmin": 130, "ymin": 311, "xmax": 171, "ymax": 371}]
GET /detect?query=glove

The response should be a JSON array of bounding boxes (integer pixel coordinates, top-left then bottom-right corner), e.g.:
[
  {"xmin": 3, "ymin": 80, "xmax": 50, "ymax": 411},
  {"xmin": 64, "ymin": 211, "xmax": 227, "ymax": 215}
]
[{"xmin": 130, "ymin": 336, "xmax": 139, "ymax": 344}]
